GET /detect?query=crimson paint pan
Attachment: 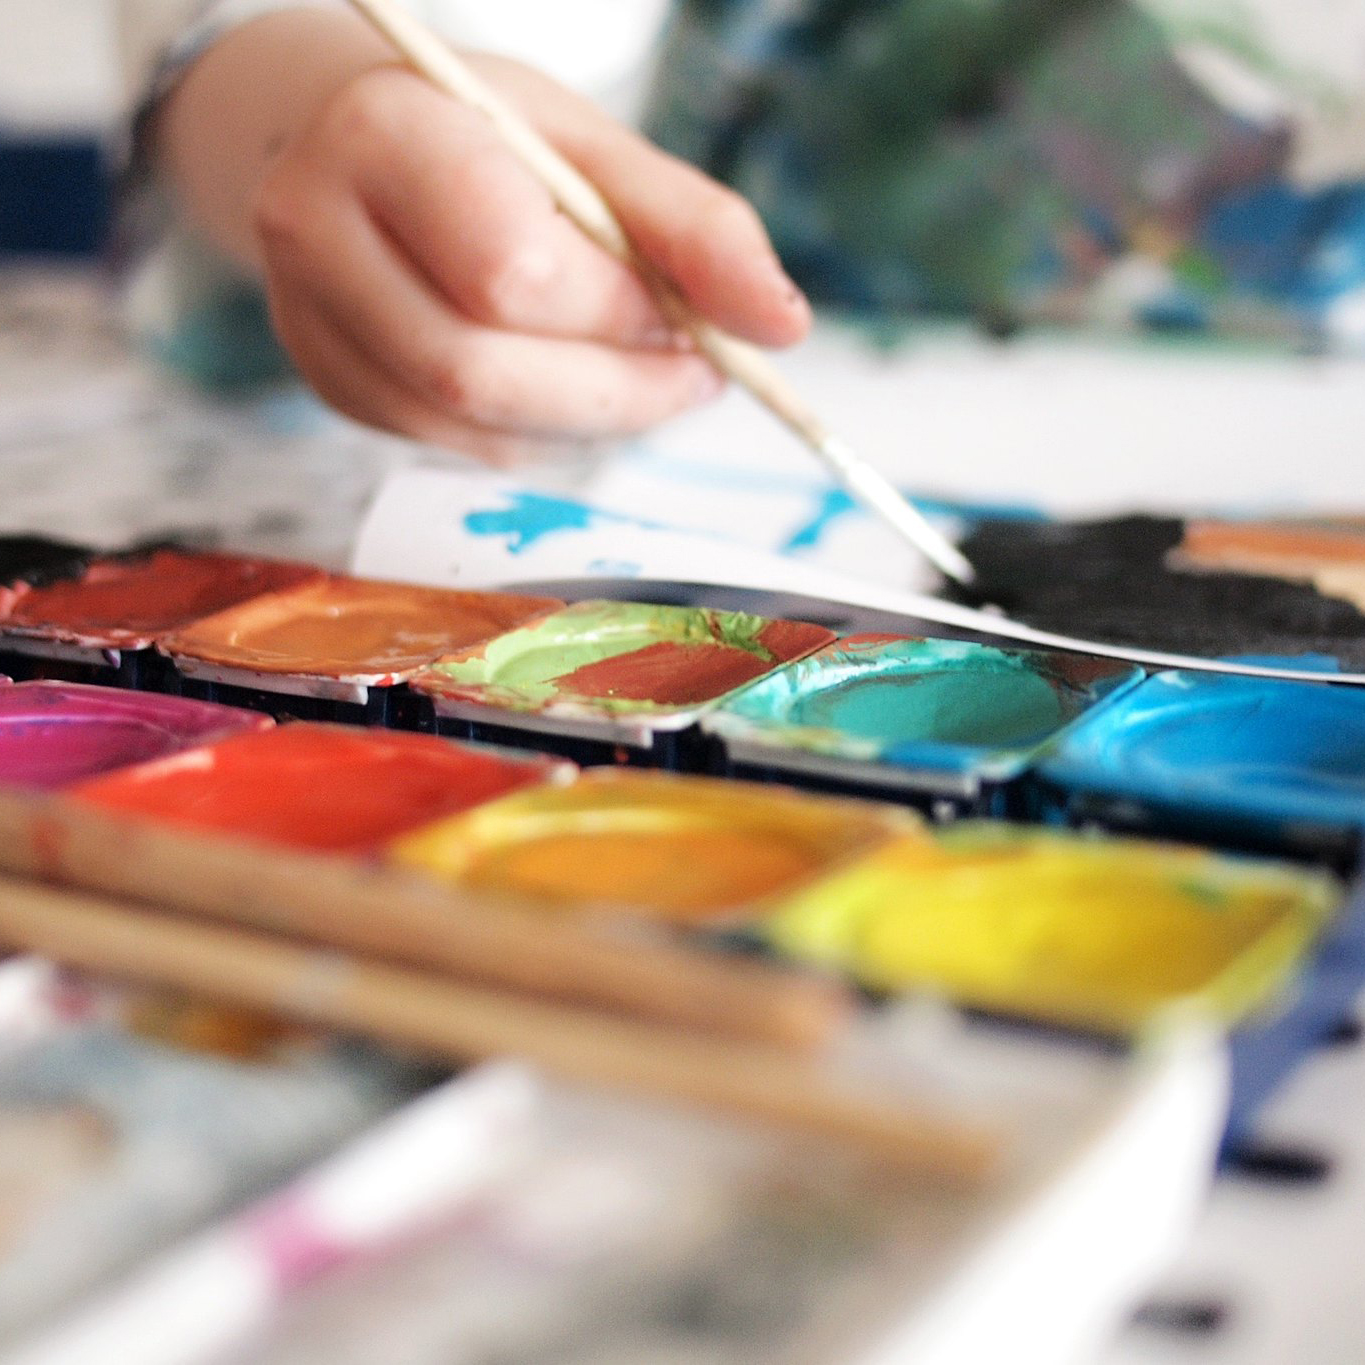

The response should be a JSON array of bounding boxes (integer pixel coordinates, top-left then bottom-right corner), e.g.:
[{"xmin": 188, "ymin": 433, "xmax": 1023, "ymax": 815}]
[
  {"xmin": 408, "ymin": 600, "xmax": 834, "ymax": 768},
  {"xmin": 0, "ymin": 548, "xmax": 322, "ymax": 689},
  {"xmin": 0, "ymin": 534, "xmax": 95, "ymax": 613},
  {"xmin": 72, "ymin": 723, "xmax": 570, "ymax": 854},
  {"xmin": 160, "ymin": 577, "xmax": 563, "ymax": 727},
  {"xmin": 701, "ymin": 634, "xmax": 1143, "ymax": 815},
  {"xmin": 0, "ymin": 681, "xmax": 270, "ymax": 790}
]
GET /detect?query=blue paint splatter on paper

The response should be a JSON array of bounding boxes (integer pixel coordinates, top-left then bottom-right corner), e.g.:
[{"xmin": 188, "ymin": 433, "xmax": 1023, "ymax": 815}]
[
  {"xmin": 783, "ymin": 488, "xmax": 858, "ymax": 552},
  {"xmin": 463, "ymin": 492, "xmax": 644, "ymax": 555},
  {"xmin": 782, "ymin": 487, "xmax": 1045, "ymax": 554}
]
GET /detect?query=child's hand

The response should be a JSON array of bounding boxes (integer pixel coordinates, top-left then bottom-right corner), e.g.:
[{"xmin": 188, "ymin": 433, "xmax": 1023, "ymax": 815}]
[{"xmin": 158, "ymin": 14, "xmax": 810, "ymax": 462}]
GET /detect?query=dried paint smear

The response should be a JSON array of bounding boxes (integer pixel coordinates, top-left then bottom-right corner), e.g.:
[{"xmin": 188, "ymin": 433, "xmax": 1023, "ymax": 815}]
[
  {"xmin": 412, "ymin": 601, "xmax": 833, "ymax": 716},
  {"xmin": 957, "ymin": 515, "xmax": 1365, "ymax": 667}
]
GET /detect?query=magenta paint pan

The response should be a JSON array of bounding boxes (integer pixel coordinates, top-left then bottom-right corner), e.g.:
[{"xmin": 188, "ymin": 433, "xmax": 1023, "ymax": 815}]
[{"xmin": 0, "ymin": 681, "xmax": 271, "ymax": 790}]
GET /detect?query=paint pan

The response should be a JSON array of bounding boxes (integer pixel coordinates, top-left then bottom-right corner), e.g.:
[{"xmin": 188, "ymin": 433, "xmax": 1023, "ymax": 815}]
[
  {"xmin": 1031, "ymin": 670, "xmax": 1365, "ymax": 860},
  {"xmin": 0, "ymin": 548, "xmax": 321, "ymax": 688},
  {"xmin": 408, "ymin": 600, "xmax": 834, "ymax": 766},
  {"xmin": 766, "ymin": 823, "xmax": 1339, "ymax": 1038},
  {"xmin": 388, "ymin": 770, "xmax": 912, "ymax": 925},
  {"xmin": 1173, "ymin": 519, "xmax": 1365, "ymax": 612},
  {"xmin": 956, "ymin": 514, "xmax": 1365, "ymax": 668},
  {"xmin": 160, "ymin": 577, "xmax": 563, "ymax": 725},
  {"xmin": 0, "ymin": 534, "xmax": 95, "ymax": 614},
  {"xmin": 702, "ymin": 634, "xmax": 1142, "ymax": 812},
  {"xmin": 0, "ymin": 681, "xmax": 270, "ymax": 790},
  {"xmin": 72, "ymin": 722, "xmax": 568, "ymax": 854}
]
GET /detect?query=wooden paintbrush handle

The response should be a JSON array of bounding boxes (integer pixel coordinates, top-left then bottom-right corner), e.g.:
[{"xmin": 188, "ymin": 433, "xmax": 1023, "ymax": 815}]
[
  {"xmin": 0, "ymin": 875, "xmax": 1001, "ymax": 1183},
  {"xmin": 0, "ymin": 790, "xmax": 849, "ymax": 1051}
]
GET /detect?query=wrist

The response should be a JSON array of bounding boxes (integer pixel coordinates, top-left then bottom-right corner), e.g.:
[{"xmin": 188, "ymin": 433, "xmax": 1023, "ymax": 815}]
[{"xmin": 155, "ymin": 6, "xmax": 399, "ymax": 267}]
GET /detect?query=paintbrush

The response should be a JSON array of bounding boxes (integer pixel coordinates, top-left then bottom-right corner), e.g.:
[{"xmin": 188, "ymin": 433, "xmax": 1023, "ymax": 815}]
[
  {"xmin": 0, "ymin": 872, "xmax": 1001, "ymax": 1181},
  {"xmin": 0, "ymin": 789, "xmax": 848, "ymax": 1051},
  {"xmin": 340, "ymin": 0, "xmax": 976, "ymax": 588}
]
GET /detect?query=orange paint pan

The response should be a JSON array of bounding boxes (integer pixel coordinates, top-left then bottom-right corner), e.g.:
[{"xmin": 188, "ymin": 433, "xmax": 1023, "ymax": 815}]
[
  {"xmin": 159, "ymin": 577, "xmax": 563, "ymax": 703},
  {"xmin": 389, "ymin": 769, "xmax": 915, "ymax": 925}
]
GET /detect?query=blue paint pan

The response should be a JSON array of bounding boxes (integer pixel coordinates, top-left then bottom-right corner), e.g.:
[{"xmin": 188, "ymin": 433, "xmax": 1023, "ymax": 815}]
[
  {"xmin": 703, "ymin": 634, "xmax": 1143, "ymax": 809},
  {"xmin": 1033, "ymin": 670, "xmax": 1365, "ymax": 858}
]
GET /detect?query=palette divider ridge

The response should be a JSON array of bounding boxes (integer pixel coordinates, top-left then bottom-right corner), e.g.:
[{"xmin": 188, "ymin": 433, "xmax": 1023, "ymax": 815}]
[
  {"xmin": 432, "ymin": 712, "xmax": 705, "ymax": 771},
  {"xmin": 717, "ymin": 757, "xmax": 992, "ymax": 825},
  {"xmin": 175, "ymin": 674, "xmax": 406, "ymax": 729},
  {"xmin": 1029, "ymin": 779, "xmax": 1365, "ymax": 874}
]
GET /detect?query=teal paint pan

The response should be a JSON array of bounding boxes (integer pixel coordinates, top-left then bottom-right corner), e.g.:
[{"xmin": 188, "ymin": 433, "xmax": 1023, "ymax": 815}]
[{"xmin": 703, "ymin": 634, "xmax": 1143, "ymax": 805}]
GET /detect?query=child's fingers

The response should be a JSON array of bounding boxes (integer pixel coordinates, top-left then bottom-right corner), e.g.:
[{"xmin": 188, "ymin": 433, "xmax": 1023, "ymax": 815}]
[
  {"xmin": 270, "ymin": 294, "xmax": 541, "ymax": 463},
  {"xmin": 583, "ymin": 145, "xmax": 812, "ymax": 348},
  {"xmin": 308, "ymin": 70, "xmax": 673, "ymax": 348},
  {"xmin": 257, "ymin": 185, "xmax": 720, "ymax": 438},
  {"xmin": 288, "ymin": 286, "xmax": 721, "ymax": 444},
  {"xmin": 407, "ymin": 325, "xmax": 723, "ymax": 437},
  {"xmin": 481, "ymin": 57, "xmax": 812, "ymax": 348}
]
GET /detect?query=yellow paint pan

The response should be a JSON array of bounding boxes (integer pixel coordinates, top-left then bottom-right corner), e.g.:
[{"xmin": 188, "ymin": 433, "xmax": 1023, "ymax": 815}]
[{"xmin": 766, "ymin": 823, "xmax": 1340, "ymax": 1035}]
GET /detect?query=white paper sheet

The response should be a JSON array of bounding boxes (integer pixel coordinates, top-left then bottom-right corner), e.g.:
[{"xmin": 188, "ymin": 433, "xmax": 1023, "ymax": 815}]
[{"xmin": 353, "ymin": 467, "xmax": 1365, "ymax": 686}]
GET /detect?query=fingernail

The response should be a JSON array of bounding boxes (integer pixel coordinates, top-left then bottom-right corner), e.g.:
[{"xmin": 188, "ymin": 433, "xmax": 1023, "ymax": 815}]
[
  {"xmin": 769, "ymin": 258, "xmax": 804, "ymax": 298},
  {"xmin": 781, "ymin": 276, "xmax": 811, "ymax": 313}
]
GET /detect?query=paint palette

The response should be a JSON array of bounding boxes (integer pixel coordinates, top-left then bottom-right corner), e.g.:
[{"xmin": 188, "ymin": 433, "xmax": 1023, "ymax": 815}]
[
  {"xmin": 160, "ymin": 576, "xmax": 564, "ymax": 718},
  {"xmin": 73, "ymin": 723, "xmax": 568, "ymax": 853},
  {"xmin": 389, "ymin": 770, "xmax": 912, "ymax": 925},
  {"xmin": 0, "ymin": 681, "xmax": 270, "ymax": 789},
  {"xmin": 0, "ymin": 529, "xmax": 1352, "ymax": 1178},
  {"xmin": 410, "ymin": 600, "xmax": 834, "ymax": 763},
  {"xmin": 703, "ymin": 634, "xmax": 1142, "ymax": 805},
  {"xmin": 0, "ymin": 549, "xmax": 321, "ymax": 685},
  {"xmin": 766, "ymin": 823, "xmax": 1340, "ymax": 1036},
  {"xmin": 1033, "ymin": 670, "xmax": 1365, "ymax": 857}
]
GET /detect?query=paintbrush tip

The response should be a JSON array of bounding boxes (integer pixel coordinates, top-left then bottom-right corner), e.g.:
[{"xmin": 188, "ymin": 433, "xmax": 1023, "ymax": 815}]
[{"xmin": 816, "ymin": 436, "xmax": 977, "ymax": 587}]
